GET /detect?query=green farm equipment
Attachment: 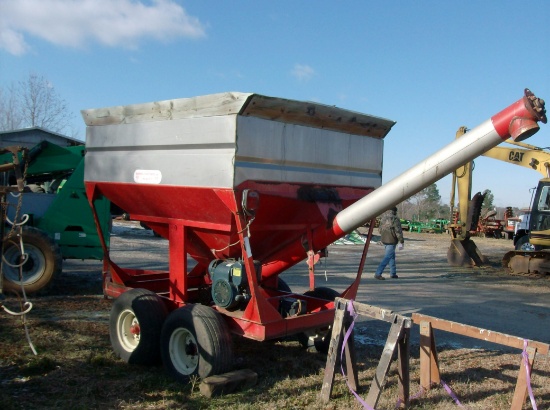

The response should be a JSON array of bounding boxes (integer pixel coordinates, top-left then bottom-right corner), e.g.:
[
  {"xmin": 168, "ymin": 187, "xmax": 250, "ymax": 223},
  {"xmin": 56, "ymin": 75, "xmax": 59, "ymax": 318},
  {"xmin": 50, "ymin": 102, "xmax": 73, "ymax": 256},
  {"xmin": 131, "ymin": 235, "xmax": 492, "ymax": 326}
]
[
  {"xmin": 408, "ymin": 220, "xmax": 445, "ymax": 234},
  {"xmin": 400, "ymin": 219, "xmax": 411, "ymax": 231},
  {"xmin": 1, "ymin": 141, "xmax": 110, "ymax": 294}
]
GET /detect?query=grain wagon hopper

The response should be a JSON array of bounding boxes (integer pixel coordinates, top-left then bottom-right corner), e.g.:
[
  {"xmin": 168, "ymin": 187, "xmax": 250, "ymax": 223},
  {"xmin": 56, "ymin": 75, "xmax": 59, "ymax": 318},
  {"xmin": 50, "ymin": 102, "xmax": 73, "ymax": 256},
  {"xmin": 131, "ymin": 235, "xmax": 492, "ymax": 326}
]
[{"xmin": 82, "ymin": 89, "xmax": 546, "ymax": 382}]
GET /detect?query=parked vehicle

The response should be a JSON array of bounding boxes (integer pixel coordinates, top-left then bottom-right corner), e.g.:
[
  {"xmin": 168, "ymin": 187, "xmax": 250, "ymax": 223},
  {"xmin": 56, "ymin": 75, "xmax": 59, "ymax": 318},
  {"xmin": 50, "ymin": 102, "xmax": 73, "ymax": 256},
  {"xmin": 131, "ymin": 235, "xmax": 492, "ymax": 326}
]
[
  {"xmin": 477, "ymin": 210, "xmax": 505, "ymax": 238},
  {"xmin": 1, "ymin": 141, "xmax": 111, "ymax": 294}
]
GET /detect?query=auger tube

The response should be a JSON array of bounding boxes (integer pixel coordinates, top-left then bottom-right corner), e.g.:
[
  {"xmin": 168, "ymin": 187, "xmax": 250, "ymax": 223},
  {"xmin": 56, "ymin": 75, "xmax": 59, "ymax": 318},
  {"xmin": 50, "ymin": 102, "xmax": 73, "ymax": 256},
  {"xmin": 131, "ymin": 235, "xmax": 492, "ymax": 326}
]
[{"xmin": 260, "ymin": 89, "xmax": 547, "ymax": 280}]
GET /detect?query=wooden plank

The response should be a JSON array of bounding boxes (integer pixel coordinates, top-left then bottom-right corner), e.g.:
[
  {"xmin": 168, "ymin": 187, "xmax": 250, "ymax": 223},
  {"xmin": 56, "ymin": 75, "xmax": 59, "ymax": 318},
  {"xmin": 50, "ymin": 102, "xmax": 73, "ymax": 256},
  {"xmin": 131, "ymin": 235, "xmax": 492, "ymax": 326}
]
[
  {"xmin": 510, "ymin": 346, "xmax": 537, "ymax": 410},
  {"xmin": 397, "ymin": 327, "xmax": 410, "ymax": 409},
  {"xmin": 412, "ymin": 313, "xmax": 549, "ymax": 354},
  {"xmin": 419, "ymin": 321, "xmax": 440, "ymax": 390},
  {"xmin": 351, "ymin": 301, "xmax": 395, "ymax": 323},
  {"xmin": 365, "ymin": 316, "xmax": 405, "ymax": 408},
  {"xmin": 320, "ymin": 299, "xmax": 347, "ymax": 403},
  {"xmin": 344, "ymin": 312, "xmax": 358, "ymax": 392},
  {"xmin": 419, "ymin": 321, "xmax": 432, "ymax": 390},
  {"xmin": 199, "ymin": 369, "xmax": 258, "ymax": 398},
  {"xmin": 429, "ymin": 328, "xmax": 440, "ymax": 385},
  {"xmin": 82, "ymin": 92, "xmax": 252, "ymax": 126},
  {"xmin": 241, "ymin": 95, "xmax": 395, "ymax": 138}
]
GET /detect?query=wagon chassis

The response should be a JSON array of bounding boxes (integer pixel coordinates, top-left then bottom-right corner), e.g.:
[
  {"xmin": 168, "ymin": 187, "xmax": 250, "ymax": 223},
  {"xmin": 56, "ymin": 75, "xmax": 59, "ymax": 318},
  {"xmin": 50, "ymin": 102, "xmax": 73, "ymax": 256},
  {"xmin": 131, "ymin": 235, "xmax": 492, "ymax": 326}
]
[{"xmin": 87, "ymin": 182, "xmax": 369, "ymax": 342}]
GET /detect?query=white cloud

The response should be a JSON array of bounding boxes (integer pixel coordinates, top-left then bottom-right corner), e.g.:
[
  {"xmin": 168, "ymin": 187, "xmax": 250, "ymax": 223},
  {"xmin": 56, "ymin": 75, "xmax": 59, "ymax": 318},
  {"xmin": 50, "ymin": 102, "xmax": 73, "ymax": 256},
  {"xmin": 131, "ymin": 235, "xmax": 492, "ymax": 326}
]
[
  {"xmin": 0, "ymin": 0, "xmax": 206, "ymax": 55},
  {"xmin": 0, "ymin": 28, "xmax": 29, "ymax": 56},
  {"xmin": 291, "ymin": 64, "xmax": 315, "ymax": 82}
]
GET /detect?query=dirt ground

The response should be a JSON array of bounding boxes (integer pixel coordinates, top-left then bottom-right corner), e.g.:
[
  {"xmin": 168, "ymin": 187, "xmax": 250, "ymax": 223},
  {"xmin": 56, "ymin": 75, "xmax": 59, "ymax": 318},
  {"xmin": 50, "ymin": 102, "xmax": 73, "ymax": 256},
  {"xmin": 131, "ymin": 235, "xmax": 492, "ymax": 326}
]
[
  {"xmin": 50, "ymin": 222, "xmax": 550, "ymax": 348},
  {"xmin": 1, "ymin": 222, "xmax": 549, "ymax": 409}
]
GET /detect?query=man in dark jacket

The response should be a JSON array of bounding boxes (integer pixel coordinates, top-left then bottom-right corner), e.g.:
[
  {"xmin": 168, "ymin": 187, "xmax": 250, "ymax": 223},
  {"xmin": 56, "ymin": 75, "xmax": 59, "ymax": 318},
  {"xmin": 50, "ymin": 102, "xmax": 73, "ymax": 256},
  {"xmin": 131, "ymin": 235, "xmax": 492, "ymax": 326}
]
[{"xmin": 374, "ymin": 207, "xmax": 404, "ymax": 280}]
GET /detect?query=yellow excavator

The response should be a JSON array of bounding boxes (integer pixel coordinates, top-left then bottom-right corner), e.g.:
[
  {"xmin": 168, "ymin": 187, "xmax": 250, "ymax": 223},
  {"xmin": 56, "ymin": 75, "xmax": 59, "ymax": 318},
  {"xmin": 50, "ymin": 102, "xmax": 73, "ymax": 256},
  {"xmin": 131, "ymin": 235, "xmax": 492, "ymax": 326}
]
[{"xmin": 447, "ymin": 126, "xmax": 550, "ymax": 276}]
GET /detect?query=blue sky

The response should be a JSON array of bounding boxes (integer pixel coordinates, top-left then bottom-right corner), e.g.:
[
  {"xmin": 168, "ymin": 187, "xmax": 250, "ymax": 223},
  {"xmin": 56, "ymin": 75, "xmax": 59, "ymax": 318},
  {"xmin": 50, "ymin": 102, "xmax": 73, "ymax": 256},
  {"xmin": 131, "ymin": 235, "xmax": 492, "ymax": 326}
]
[{"xmin": 1, "ymin": 0, "xmax": 549, "ymax": 208}]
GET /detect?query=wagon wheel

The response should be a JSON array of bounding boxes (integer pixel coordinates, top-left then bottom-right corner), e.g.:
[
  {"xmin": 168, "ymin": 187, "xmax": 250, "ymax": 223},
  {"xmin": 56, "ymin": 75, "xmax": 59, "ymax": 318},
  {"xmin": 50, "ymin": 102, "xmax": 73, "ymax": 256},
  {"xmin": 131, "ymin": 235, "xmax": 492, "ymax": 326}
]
[
  {"xmin": 2, "ymin": 227, "xmax": 62, "ymax": 294},
  {"xmin": 109, "ymin": 288, "xmax": 168, "ymax": 365},
  {"xmin": 297, "ymin": 287, "xmax": 340, "ymax": 353},
  {"xmin": 160, "ymin": 304, "xmax": 233, "ymax": 382}
]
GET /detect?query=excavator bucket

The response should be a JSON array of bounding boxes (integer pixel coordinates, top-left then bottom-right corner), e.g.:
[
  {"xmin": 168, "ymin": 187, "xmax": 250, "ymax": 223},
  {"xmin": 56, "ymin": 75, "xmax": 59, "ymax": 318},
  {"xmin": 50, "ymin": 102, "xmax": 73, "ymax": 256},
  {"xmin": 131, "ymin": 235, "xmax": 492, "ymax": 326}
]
[{"xmin": 447, "ymin": 238, "xmax": 490, "ymax": 267}]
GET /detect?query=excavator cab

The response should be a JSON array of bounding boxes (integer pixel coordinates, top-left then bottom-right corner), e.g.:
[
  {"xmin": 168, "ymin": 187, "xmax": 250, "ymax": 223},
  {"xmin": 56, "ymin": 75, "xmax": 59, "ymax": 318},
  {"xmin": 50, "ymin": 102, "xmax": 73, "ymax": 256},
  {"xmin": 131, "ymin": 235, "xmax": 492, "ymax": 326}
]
[
  {"xmin": 527, "ymin": 179, "xmax": 550, "ymax": 248},
  {"xmin": 502, "ymin": 178, "xmax": 550, "ymax": 277}
]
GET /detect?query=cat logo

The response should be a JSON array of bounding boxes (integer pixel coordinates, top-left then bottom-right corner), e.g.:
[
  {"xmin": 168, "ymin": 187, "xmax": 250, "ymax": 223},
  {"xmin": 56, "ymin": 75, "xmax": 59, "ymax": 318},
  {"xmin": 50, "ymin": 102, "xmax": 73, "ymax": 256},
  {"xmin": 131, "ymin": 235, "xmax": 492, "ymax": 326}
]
[{"xmin": 508, "ymin": 151, "xmax": 524, "ymax": 162}]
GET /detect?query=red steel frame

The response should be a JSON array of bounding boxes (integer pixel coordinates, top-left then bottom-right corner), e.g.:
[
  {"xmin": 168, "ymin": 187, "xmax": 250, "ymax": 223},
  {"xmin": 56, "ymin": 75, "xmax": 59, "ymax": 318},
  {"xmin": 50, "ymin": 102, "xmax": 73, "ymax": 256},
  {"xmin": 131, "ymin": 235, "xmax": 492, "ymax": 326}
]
[
  {"xmin": 82, "ymin": 88, "xmax": 546, "ymax": 343},
  {"xmin": 85, "ymin": 181, "xmax": 373, "ymax": 341}
]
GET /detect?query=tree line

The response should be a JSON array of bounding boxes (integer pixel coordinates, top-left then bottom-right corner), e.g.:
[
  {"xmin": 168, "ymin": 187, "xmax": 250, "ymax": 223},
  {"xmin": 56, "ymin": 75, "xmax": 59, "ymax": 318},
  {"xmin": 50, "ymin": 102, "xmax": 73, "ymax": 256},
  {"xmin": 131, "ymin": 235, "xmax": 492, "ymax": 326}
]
[{"xmin": 395, "ymin": 183, "xmax": 521, "ymax": 223}]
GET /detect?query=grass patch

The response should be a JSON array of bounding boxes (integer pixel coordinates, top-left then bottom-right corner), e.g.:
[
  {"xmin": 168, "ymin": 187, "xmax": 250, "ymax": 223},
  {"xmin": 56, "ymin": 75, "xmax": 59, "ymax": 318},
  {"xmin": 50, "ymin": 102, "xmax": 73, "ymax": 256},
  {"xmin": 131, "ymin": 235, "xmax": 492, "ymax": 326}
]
[{"xmin": 0, "ymin": 295, "xmax": 549, "ymax": 409}]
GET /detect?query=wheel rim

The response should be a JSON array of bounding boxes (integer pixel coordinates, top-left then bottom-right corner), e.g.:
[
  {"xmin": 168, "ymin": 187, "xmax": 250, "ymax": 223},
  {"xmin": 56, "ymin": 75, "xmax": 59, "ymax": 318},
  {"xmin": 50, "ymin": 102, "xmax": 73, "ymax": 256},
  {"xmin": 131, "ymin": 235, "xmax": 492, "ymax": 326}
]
[
  {"xmin": 519, "ymin": 242, "xmax": 535, "ymax": 251},
  {"xmin": 3, "ymin": 243, "xmax": 46, "ymax": 284},
  {"xmin": 169, "ymin": 327, "xmax": 199, "ymax": 376},
  {"xmin": 118, "ymin": 309, "xmax": 141, "ymax": 352}
]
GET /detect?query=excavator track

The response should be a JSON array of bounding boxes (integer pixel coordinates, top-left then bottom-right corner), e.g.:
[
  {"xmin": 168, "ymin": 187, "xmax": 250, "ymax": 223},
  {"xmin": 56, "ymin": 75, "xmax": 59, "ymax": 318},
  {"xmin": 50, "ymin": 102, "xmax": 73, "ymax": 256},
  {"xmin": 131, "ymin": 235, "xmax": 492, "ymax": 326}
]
[{"xmin": 502, "ymin": 250, "xmax": 550, "ymax": 278}]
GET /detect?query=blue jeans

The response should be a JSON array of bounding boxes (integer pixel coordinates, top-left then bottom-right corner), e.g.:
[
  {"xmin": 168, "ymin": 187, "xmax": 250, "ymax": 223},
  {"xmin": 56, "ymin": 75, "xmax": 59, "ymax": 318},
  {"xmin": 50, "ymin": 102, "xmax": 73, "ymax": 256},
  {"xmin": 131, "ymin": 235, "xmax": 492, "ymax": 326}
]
[{"xmin": 375, "ymin": 244, "xmax": 397, "ymax": 277}]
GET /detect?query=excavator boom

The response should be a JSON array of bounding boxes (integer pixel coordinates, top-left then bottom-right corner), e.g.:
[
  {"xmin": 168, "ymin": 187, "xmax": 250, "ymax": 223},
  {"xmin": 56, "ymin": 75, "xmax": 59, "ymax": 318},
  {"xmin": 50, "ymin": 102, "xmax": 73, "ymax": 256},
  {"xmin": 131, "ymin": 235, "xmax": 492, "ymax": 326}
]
[
  {"xmin": 447, "ymin": 104, "xmax": 550, "ymax": 275},
  {"xmin": 482, "ymin": 141, "xmax": 550, "ymax": 178}
]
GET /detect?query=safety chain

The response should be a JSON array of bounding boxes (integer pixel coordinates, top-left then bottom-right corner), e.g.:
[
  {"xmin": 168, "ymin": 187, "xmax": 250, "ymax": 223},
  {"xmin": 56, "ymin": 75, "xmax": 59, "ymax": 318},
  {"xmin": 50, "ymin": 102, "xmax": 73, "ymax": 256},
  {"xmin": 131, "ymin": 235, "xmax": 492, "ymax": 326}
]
[
  {"xmin": 4, "ymin": 149, "xmax": 29, "ymax": 241},
  {"xmin": 0, "ymin": 149, "xmax": 37, "ymax": 355}
]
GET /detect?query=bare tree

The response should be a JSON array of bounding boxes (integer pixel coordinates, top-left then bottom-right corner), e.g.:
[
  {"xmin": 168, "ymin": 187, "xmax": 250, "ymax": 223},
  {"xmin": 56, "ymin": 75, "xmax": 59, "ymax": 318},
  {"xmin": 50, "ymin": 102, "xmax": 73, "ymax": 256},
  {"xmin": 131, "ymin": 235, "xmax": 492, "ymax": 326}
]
[
  {"xmin": 0, "ymin": 73, "xmax": 74, "ymax": 135},
  {"xmin": 0, "ymin": 83, "xmax": 24, "ymax": 130}
]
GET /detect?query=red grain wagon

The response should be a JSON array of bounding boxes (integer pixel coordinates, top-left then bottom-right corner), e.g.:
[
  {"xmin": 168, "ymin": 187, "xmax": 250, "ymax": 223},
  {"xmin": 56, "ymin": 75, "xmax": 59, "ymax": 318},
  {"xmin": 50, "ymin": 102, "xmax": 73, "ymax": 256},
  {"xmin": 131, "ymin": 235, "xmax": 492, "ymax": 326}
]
[{"xmin": 82, "ymin": 90, "xmax": 545, "ymax": 382}]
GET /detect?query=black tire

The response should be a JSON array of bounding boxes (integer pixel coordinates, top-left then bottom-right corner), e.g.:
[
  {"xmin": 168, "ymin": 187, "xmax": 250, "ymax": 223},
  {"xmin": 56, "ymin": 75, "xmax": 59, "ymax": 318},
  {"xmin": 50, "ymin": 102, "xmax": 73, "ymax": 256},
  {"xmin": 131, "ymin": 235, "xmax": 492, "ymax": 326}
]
[
  {"xmin": 297, "ymin": 287, "xmax": 340, "ymax": 353},
  {"xmin": 160, "ymin": 304, "xmax": 233, "ymax": 382},
  {"xmin": 2, "ymin": 227, "xmax": 62, "ymax": 294},
  {"xmin": 515, "ymin": 234, "xmax": 536, "ymax": 251},
  {"xmin": 109, "ymin": 288, "xmax": 168, "ymax": 365},
  {"xmin": 277, "ymin": 277, "xmax": 292, "ymax": 293}
]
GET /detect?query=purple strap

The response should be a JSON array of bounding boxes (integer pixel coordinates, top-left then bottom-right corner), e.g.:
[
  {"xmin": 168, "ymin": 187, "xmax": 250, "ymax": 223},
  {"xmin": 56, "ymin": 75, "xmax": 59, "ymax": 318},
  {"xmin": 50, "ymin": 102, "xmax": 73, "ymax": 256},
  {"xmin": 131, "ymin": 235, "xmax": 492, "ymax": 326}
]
[
  {"xmin": 522, "ymin": 339, "xmax": 538, "ymax": 410},
  {"xmin": 440, "ymin": 379, "xmax": 466, "ymax": 408},
  {"xmin": 339, "ymin": 303, "xmax": 542, "ymax": 410},
  {"xmin": 426, "ymin": 340, "xmax": 539, "ymax": 410},
  {"xmin": 341, "ymin": 300, "xmax": 375, "ymax": 409}
]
